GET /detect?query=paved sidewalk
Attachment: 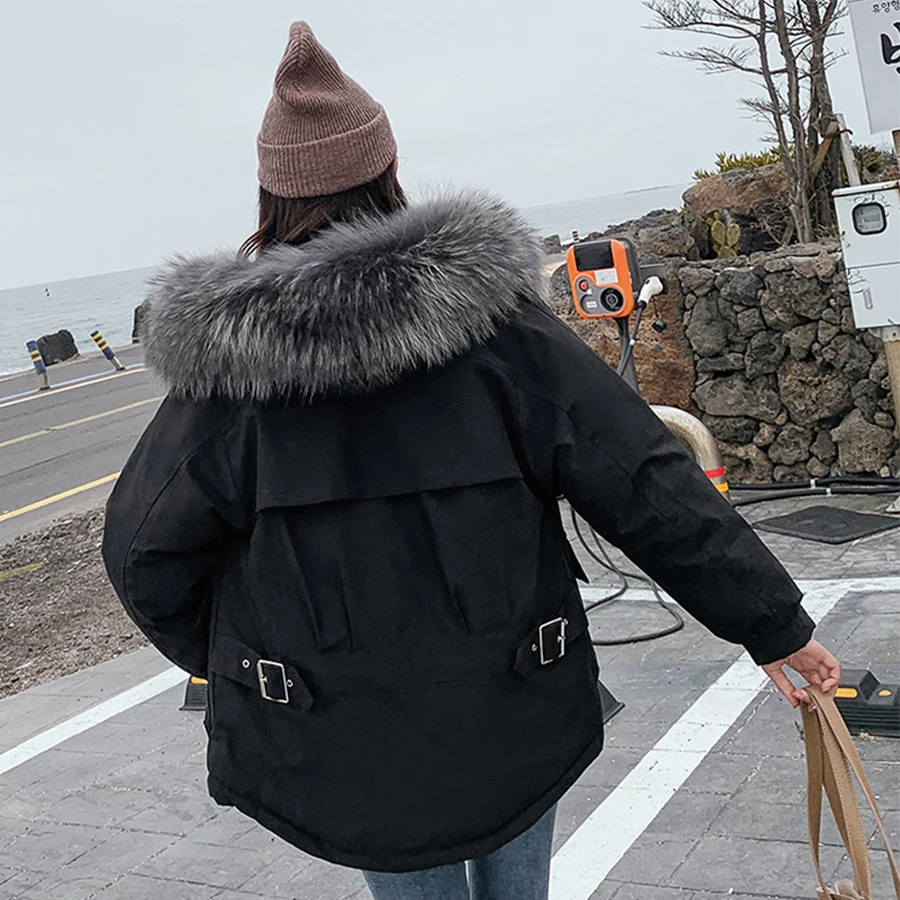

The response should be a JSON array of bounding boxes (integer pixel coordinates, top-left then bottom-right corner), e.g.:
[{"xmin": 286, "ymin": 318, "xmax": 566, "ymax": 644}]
[{"xmin": 0, "ymin": 494, "xmax": 898, "ymax": 900}]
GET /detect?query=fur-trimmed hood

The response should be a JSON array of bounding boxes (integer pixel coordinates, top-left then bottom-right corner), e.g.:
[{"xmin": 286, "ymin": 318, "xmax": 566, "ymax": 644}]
[{"xmin": 143, "ymin": 190, "xmax": 548, "ymax": 402}]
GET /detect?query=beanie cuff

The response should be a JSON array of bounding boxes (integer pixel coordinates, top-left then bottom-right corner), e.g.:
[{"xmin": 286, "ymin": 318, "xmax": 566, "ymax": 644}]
[{"xmin": 258, "ymin": 106, "xmax": 397, "ymax": 198}]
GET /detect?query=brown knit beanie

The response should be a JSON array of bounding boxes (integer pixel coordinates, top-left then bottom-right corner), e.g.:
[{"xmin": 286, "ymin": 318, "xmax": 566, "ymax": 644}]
[{"xmin": 257, "ymin": 22, "xmax": 397, "ymax": 198}]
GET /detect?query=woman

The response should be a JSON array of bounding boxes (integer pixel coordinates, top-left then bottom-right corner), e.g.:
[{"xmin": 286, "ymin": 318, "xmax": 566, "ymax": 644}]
[{"xmin": 103, "ymin": 21, "xmax": 840, "ymax": 900}]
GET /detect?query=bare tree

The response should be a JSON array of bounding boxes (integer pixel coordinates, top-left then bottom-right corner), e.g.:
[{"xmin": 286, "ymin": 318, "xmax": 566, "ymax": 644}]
[{"xmin": 645, "ymin": 0, "xmax": 846, "ymax": 244}]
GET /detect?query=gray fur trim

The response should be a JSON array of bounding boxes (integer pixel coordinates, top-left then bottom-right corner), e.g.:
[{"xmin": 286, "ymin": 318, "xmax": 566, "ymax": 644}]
[{"xmin": 143, "ymin": 189, "xmax": 548, "ymax": 402}]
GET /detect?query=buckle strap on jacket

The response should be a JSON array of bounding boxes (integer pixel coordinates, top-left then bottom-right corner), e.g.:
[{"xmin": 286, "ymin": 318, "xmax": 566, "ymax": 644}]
[
  {"xmin": 209, "ymin": 635, "xmax": 314, "ymax": 711},
  {"xmin": 513, "ymin": 588, "xmax": 587, "ymax": 678}
]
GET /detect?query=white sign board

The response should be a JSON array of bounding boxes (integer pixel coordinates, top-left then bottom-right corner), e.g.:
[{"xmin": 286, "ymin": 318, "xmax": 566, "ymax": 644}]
[{"xmin": 848, "ymin": 0, "xmax": 900, "ymax": 133}]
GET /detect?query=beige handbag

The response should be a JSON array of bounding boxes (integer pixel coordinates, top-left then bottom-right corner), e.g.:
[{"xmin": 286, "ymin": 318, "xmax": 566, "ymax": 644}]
[{"xmin": 802, "ymin": 684, "xmax": 900, "ymax": 900}]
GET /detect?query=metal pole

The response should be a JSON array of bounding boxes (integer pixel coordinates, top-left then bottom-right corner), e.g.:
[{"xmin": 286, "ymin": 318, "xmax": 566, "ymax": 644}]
[
  {"xmin": 25, "ymin": 341, "xmax": 51, "ymax": 391},
  {"xmin": 90, "ymin": 330, "xmax": 127, "ymax": 371}
]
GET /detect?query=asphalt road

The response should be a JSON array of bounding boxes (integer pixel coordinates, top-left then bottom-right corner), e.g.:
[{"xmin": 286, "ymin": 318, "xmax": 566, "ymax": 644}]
[{"xmin": 0, "ymin": 345, "xmax": 162, "ymax": 545}]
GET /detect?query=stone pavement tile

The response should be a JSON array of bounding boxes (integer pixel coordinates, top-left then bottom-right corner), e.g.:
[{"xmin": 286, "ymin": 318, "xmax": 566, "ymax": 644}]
[
  {"xmin": 133, "ymin": 836, "xmax": 279, "ymax": 890},
  {"xmin": 689, "ymin": 893, "xmax": 808, "ymax": 900},
  {"xmin": 872, "ymin": 806, "xmax": 898, "ymax": 852},
  {"xmin": 605, "ymin": 885, "xmax": 694, "ymax": 900},
  {"xmin": 109, "ymin": 697, "xmax": 192, "ymax": 727},
  {"xmin": 707, "ymin": 791, "xmax": 848, "ymax": 847},
  {"xmin": 190, "ymin": 808, "xmax": 260, "ymax": 846},
  {"xmin": 120, "ymin": 789, "xmax": 220, "ymax": 836},
  {"xmin": 1, "ymin": 746, "xmax": 133, "ymax": 797},
  {"xmin": 718, "ymin": 695, "xmax": 806, "ymax": 760},
  {"xmin": 668, "ymin": 835, "xmax": 845, "ymax": 895},
  {"xmin": 236, "ymin": 855, "xmax": 366, "ymax": 900},
  {"xmin": 829, "ymin": 591, "xmax": 900, "ymax": 617},
  {"xmin": 99, "ymin": 746, "xmax": 208, "ymax": 795},
  {"xmin": 863, "ymin": 760, "xmax": 900, "ymax": 810},
  {"xmin": 57, "ymin": 827, "xmax": 180, "ymax": 879},
  {"xmin": 680, "ymin": 752, "xmax": 758, "ymax": 796},
  {"xmin": 0, "ymin": 778, "xmax": 20, "ymax": 807},
  {"xmin": 856, "ymin": 735, "xmax": 900, "ymax": 765},
  {"xmin": 59, "ymin": 721, "xmax": 180, "ymax": 757},
  {"xmin": 830, "ymin": 847, "xmax": 899, "ymax": 890},
  {"xmin": 814, "ymin": 609, "xmax": 875, "ymax": 655},
  {"xmin": 606, "ymin": 834, "xmax": 698, "ymax": 885},
  {"xmin": 607, "ymin": 662, "xmax": 735, "ymax": 709},
  {"xmin": 208, "ymin": 892, "xmax": 278, "ymax": 900},
  {"xmin": 0, "ymin": 869, "xmax": 15, "ymax": 887},
  {"xmin": 88, "ymin": 873, "xmax": 220, "ymax": 900},
  {"xmin": 0, "ymin": 821, "xmax": 112, "ymax": 873},
  {"xmin": 838, "ymin": 615, "xmax": 899, "ymax": 669},
  {"xmin": 577, "ymin": 746, "xmax": 646, "ymax": 788},
  {"xmin": 20, "ymin": 647, "xmax": 171, "ymax": 701},
  {"xmin": 836, "ymin": 559, "xmax": 900, "ymax": 579},
  {"xmin": 601, "ymin": 712, "xmax": 677, "ymax": 752},
  {"xmin": 0, "ymin": 869, "xmax": 111, "ymax": 900},
  {"xmin": 31, "ymin": 784, "xmax": 159, "ymax": 829},
  {"xmin": 552, "ymin": 784, "xmax": 609, "ymax": 853},
  {"xmin": 644, "ymin": 789, "xmax": 729, "ymax": 839},
  {"xmin": 0, "ymin": 814, "xmax": 27, "ymax": 848},
  {"xmin": 587, "ymin": 881, "xmax": 619, "ymax": 900},
  {"xmin": 0, "ymin": 870, "xmax": 44, "ymax": 900},
  {"xmin": 731, "ymin": 754, "xmax": 805, "ymax": 804}
]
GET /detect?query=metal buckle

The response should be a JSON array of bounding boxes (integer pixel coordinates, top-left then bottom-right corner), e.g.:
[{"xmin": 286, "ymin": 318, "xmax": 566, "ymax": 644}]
[
  {"xmin": 538, "ymin": 617, "xmax": 568, "ymax": 665},
  {"xmin": 257, "ymin": 659, "xmax": 290, "ymax": 704}
]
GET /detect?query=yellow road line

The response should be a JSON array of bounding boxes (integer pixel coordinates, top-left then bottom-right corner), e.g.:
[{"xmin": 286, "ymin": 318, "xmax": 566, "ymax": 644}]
[
  {"xmin": 0, "ymin": 473, "xmax": 120, "ymax": 524},
  {"xmin": 0, "ymin": 368, "xmax": 146, "ymax": 411},
  {"xmin": 0, "ymin": 397, "xmax": 162, "ymax": 450}
]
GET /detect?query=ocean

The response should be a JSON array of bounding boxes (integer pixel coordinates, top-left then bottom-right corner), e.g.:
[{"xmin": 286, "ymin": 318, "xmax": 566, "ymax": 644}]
[{"xmin": 0, "ymin": 183, "xmax": 690, "ymax": 378}]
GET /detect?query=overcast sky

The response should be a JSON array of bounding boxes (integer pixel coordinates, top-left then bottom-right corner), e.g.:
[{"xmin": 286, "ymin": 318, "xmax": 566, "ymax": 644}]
[{"xmin": 0, "ymin": 0, "xmax": 884, "ymax": 289}]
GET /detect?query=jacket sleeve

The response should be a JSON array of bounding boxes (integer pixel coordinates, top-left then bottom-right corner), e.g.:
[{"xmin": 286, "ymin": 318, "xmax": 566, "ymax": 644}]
[
  {"xmin": 102, "ymin": 399, "xmax": 245, "ymax": 677},
  {"xmin": 517, "ymin": 314, "xmax": 814, "ymax": 666}
]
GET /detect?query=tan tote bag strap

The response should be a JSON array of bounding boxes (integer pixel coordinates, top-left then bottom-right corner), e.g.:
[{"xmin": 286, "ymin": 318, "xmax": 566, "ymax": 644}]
[
  {"xmin": 802, "ymin": 684, "xmax": 900, "ymax": 899},
  {"xmin": 803, "ymin": 699, "xmax": 870, "ymax": 899}
]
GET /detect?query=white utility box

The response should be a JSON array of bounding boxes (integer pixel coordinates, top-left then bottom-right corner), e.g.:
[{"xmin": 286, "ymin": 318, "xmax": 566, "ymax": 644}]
[{"xmin": 833, "ymin": 180, "xmax": 900, "ymax": 330}]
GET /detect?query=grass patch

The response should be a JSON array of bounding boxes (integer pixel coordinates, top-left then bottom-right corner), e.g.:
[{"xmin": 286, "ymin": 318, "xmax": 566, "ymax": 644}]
[{"xmin": 0, "ymin": 562, "xmax": 44, "ymax": 584}]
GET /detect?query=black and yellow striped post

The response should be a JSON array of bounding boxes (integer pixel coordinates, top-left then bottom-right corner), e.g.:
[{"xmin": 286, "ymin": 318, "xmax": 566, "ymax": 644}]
[
  {"xmin": 572, "ymin": 230, "xmax": 580, "ymax": 243},
  {"xmin": 25, "ymin": 341, "xmax": 51, "ymax": 391},
  {"xmin": 90, "ymin": 330, "xmax": 126, "ymax": 371}
]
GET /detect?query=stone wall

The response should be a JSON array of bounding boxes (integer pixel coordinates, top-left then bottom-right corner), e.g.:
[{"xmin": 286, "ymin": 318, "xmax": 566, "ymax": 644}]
[{"xmin": 549, "ymin": 243, "xmax": 898, "ymax": 482}]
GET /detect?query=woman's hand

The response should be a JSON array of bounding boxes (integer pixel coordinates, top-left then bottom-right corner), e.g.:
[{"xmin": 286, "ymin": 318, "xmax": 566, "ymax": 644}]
[{"xmin": 761, "ymin": 639, "xmax": 841, "ymax": 710}]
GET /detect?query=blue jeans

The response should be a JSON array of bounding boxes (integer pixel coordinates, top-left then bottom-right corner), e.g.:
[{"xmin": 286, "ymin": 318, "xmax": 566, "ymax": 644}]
[{"xmin": 361, "ymin": 804, "xmax": 557, "ymax": 900}]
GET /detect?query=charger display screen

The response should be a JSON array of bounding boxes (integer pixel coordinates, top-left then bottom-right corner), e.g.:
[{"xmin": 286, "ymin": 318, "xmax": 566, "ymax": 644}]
[{"xmin": 573, "ymin": 242, "xmax": 614, "ymax": 271}]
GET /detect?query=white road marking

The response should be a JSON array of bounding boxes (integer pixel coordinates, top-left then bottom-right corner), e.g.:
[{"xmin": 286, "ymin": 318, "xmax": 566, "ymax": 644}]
[
  {"xmin": 0, "ymin": 368, "xmax": 146, "ymax": 410},
  {"xmin": 581, "ymin": 586, "xmax": 672, "ymax": 604},
  {"xmin": 0, "ymin": 666, "xmax": 184, "ymax": 776},
  {"xmin": 549, "ymin": 576, "xmax": 900, "ymax": 900}
]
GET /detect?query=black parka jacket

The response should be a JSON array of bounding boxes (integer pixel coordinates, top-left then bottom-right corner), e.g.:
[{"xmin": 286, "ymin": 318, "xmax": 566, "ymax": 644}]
[{"xmin": 103, "ymin": 191, "xmax": 814, "ymax": 872}]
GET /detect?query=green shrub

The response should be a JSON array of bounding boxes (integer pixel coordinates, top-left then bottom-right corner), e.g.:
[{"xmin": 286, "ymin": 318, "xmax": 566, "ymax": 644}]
[{"xmin": 693, "ymin": 148, "xmax": 783, "ymax": 181}]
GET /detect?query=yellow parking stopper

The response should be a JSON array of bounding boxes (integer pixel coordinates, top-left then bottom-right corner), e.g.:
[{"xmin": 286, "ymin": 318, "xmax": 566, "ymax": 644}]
[{"xmin": 180, "ymin": 675, "xmax": 208, "ymax": 711}]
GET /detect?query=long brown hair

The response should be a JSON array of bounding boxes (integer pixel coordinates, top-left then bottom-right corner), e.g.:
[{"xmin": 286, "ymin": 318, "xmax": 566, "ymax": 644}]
[{"xmin": 239, "ymin": 163, "xmax": 407, "ymax": 257}]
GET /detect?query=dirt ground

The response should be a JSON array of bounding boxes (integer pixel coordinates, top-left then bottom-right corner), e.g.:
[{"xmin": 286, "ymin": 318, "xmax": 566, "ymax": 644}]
[{"xmin": 0, "ymin": 508, "xmax": 148, "ymax": 699}]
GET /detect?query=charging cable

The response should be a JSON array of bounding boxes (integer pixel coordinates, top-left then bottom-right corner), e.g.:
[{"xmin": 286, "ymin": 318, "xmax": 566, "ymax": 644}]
[{"xmin": 616, "ymin": 276, "xmax": 665, "ymax": 380}]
